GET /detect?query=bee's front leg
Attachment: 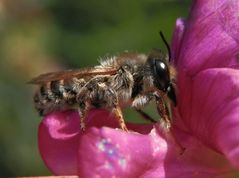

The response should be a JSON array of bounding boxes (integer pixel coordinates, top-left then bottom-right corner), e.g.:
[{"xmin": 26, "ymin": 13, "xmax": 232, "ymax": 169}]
[
  {"xmin": 155, "ymin": 93, "xmax": 171, "ymax": 130},
  {"xmin": 155, "ymin": 92, "xmax": 185, "ymax": 154}
]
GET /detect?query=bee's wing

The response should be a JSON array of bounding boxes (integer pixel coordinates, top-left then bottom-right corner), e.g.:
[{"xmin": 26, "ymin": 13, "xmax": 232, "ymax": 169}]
[{"xmin": 28, "ymin": 67, "xmax": 118, "ymax": 84}]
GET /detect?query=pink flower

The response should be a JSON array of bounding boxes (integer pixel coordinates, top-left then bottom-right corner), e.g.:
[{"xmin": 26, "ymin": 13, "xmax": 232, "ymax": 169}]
[{"xmin": 38, "ymin": 0, "xmax": 239, "ymax": 177}]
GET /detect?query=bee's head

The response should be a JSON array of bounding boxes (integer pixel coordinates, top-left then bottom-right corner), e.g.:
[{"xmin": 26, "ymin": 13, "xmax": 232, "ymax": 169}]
[
  {"xmin": 145, "ymin": 31, "xmax": 177, "ymax": 105},
  {"xmin": 147, "ymin": 56, "xmax": 170, "ymax": 92},
  {"xmin": 147, "ymin": 54, "xmax": 177, "ymax": 105}
]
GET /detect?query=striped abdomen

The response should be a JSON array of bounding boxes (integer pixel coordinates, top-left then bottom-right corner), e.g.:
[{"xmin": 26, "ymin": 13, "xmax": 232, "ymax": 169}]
[{"xmin": 34, "ymin": 78, "xmax": 85, "ymax": 116}]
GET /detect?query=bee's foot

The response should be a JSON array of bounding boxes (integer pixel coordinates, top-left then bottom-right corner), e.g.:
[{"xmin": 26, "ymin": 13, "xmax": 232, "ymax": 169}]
[
  {"xmin": 121, "ymin": 125, "xmax": 129, "ymax": 132},
  {"xmin": 80, "ymin": 123, "xmax": 86, "ymax": 132}
]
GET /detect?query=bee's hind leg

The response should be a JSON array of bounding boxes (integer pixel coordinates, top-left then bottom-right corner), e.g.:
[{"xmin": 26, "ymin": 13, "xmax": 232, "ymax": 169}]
[
  {"xmin": 103, "ymin": 87, "xmax": 128, "ymax": 131},
  {"xmin": 78, "ymin": 101, "xmax": 90, "ymax": 131},
  {"xmin": 76, "ymin": 86, "xmax": 90, "ymax": 132}
]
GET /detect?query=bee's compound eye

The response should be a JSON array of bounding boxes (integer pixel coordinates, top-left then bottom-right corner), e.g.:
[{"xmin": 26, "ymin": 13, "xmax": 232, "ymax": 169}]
[
  {"xmin": 155, "ymin": 61, "xmax": 167, "ymax": 73},
  {"xmin": 150, "ymin": 59, "xmax": 170, "ymax": 91}
]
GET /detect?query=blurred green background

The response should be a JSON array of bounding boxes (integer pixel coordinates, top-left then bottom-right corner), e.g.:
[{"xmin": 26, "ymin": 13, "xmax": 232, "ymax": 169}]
[{"xmin": 0, "ymin": 0, "xmax": 191, "ymax": 176}]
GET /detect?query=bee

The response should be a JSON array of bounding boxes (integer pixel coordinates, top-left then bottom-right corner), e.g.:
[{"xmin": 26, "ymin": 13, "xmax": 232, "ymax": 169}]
[{"xmin": 29, "ymin": 32, "xmax": 177, "ymax": 131}]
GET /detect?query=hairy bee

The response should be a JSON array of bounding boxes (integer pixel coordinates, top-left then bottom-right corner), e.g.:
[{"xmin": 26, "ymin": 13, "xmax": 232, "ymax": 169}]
[{"xmin": 29, "ymin": 32, "xmax": 176, "ymax": 131}]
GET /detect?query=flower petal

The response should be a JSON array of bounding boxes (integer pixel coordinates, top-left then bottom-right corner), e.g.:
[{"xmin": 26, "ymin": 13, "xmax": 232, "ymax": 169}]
[
  {"xmin": 38, "ymin": 109, "xmax": 153, "ymax": 175},
  {"xmin": 77, "ymin": 123, "xmax": 238, "ymax": 178},
  {"xmin": 171, "ymin": 18, "xmax": 186, "ymax": 65},
  {"xmin": 38, "ymin": 108, "xmax": 239, "ymax": 177},
  {"xmin": 174, "ymin": 0, "xmax": 239, "ymax": 75},
  {"xmin": 38, "ymin": 111, "xmax": 80, "ymax": 175},
  {"xmin": 175, "ymin": 68, "xmax": 239, "ymax": 169},
  {"xmin": 78, "ymin": 127, "xmax": 157, "ymax": 177}
]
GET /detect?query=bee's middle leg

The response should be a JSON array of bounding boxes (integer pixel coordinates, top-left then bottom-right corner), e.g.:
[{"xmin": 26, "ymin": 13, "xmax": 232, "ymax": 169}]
[
  {"xmin": 134, "ymin": 109, "xmax": 156, "ymax": 123},
  {"xmin": 132, "ymin": 93, "xmax": 156, "ymax": 123}
]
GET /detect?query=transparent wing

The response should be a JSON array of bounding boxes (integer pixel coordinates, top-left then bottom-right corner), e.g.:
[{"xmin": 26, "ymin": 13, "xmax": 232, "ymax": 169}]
[{"xmin": 28, "ymin": 67, "xmax": 118, "ymax": 84}]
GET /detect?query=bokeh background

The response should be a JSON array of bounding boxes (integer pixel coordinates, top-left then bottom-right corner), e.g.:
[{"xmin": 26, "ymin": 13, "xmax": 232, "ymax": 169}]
[{"xmin": 0, "ymin": 0, "xmax": 191, "ymax": 176}]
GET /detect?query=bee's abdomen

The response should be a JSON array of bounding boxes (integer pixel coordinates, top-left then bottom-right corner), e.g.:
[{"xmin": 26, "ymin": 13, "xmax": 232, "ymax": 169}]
[
  {"xmin": 50, "ymin": 80, "xmax": 63, "ymax": 98},
  {"xmin": 34, "ymin": 79, "xmax": 79, "ymax": 116}
]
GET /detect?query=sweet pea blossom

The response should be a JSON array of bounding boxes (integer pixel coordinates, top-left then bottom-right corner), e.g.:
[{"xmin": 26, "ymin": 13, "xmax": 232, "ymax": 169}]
[{"xmin": 38, "ymin": 0, "xmax": 239, "ymax": 177}]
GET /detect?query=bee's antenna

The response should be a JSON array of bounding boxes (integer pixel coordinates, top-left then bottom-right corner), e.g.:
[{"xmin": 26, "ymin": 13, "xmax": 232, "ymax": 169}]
[{"xmin": 159, "ymin": 31, "xmax": 171, "ymax": 62}]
